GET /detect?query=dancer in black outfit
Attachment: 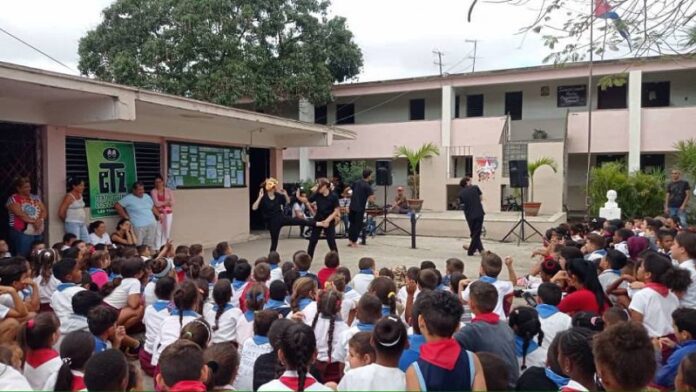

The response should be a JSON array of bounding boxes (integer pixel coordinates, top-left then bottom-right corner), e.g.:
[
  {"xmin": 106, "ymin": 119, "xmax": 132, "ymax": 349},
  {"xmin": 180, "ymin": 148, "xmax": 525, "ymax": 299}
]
[
  {"xmin": 348, "ymin": 169, "xmax": 375, "ymax": 247},
  {"xmin": 458, "ymin": 176, "xmax": 485, "ymax": 256},
  {"xmin": 252, "ymin": 178, "xmax": 315, "ymax": 252},
  {"xmin": 297, "ymin": 178, "xmax": 340, "ymax": 258}
]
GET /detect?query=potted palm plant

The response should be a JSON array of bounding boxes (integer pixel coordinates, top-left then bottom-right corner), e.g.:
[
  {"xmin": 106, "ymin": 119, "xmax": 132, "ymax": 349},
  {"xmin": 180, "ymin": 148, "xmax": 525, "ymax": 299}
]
[
  {"xmin": 523, "ymin": 157, "xmax": 558, "ymax": 216},
  {"xmin": 394, "ymin": 142, "xmax": 440, "ymax": 212}
]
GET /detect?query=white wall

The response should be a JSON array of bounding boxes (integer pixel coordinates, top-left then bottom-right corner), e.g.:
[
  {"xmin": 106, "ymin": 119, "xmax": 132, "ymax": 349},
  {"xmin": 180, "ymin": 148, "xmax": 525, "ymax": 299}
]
[{"xmin": 283, "ymin": 160, "xmax": 300, "ymax": 183}]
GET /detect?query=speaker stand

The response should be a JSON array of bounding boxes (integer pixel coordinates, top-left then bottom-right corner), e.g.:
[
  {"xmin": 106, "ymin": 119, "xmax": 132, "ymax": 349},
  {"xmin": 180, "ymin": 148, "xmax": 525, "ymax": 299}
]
[
  {"xmin": 500, "ymin": 187, "xmax": 543, "ymax": 245},
  {"xmin": 376, "ymin": 185, "xmax": 410, "ymax": 236}
]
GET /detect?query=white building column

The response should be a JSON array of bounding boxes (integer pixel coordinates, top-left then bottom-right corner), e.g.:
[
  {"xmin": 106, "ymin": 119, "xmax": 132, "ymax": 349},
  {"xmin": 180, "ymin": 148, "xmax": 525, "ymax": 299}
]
[
  {"xmin": 298, "ymin": 99, "xmax": 315, "ymax": 180},
  {"xmin": 628, "ymin": 70, "xmax": 642, "ymax": 173},
  {"xmin": 441, "ymin": 85, "xmax": 455, "ymax": 177}
]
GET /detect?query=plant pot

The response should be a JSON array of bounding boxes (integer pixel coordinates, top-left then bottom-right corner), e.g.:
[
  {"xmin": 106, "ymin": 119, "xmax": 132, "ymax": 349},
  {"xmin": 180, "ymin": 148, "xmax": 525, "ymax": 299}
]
[
  {"xmin": 523, "ymin": 202, "xmax": 542, "ymax": 217},
  {"xmin": 407, "ymin": 199, "xmax": 424, "ymax": 213}
]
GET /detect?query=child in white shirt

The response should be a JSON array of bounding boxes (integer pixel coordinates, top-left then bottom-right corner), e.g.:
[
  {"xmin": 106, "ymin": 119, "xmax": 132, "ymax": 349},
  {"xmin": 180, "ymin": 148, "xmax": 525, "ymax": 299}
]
[
  {"xmin": 50, "ymin": 259, "xmax": 86, "ymax": 334},
  {"xmin": 312, "ymin": 289, "xmax": 348, "ymax": 383},
  {"xmin": 236, "ymin": 283, "xmax": 268, "ymax": 344},
  {"xmin": 288, "ymin": 277, "xmax": 318, "ymax": 326},
  {"xmin": 141, "ymin": 276, "xmax": 175, "ymax": 377},
  {"xmin": 204, "ymin": 279, "xmax": 242, "ymax": 344},
  {"xmin": 142, "ymin": 257, "xmax": 175, "ymax": 307},
  {"xmin": 335, "ymin": 293, "xmax": 382, "ymax": 369},
  {"xmin": 460, "ymin": 252, "xmax": 514, "ymax": 320},
  {"xmin": 31, "ymin": 249, "xmax": 60, "ymax": 310},
  {"xmin": 103, "ymin": 258, "xmax": 145, "ymax": 329},
  {"xmin": 350, "ymin": 258, "xmax": 376, "ymax": 295},
  {"xmin": 20, "ymin": 312, "xmax": 62, "ymax": 391},
  {"xmin": 234, "ymin": 310, "xmax": 277, "ymax": 391},
  {"xmin": 535, "ymin": 283, "xmax": 571, "ymax": 348},
  {"xmin": 151, "ymin": 280, "xmax": 201, "ymax": 366}
]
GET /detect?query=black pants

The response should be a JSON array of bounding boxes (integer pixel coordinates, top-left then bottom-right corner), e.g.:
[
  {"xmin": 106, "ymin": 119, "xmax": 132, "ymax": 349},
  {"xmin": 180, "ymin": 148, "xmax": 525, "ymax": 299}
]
[
  {"xmin": 347, "ymin": 210, "xmax": 364, "ymax": 243},
  {"xmin": 466, "ymin": 215, "xmax": 485, "ymax": 255},
  {"xmin": 267, "ymin": 216, "xmax": 311, "ymax": 252},
  {"xmin": 307, "ymin": 224, "xmax": 337, "ymax": 258}
]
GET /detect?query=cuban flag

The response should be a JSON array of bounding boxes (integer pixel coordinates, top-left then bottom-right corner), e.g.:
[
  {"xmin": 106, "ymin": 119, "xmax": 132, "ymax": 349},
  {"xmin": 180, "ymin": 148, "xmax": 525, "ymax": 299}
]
[{"xmin": 594, "ymin": 0, "xmax": 632, "ymax": 50}]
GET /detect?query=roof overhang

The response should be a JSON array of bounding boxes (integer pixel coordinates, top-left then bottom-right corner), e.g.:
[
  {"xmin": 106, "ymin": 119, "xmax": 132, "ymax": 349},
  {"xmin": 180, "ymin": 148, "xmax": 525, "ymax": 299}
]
[{"xmin": 0, "ymin": 61, "xmax": 354, "ymax": 147}]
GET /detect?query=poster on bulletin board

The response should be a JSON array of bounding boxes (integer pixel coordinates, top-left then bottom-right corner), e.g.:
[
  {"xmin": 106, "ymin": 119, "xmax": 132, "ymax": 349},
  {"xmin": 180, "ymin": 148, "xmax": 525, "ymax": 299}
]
[{"xmin": 167, "ymin": 142, "xmax": 246, "ymax": 188}]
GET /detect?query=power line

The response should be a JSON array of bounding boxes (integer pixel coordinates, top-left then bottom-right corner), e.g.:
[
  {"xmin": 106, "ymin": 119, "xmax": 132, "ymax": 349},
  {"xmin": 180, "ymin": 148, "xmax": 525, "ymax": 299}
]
[
  {"xmin": 465, "ymin": 39, "xmax": 479, "ymax": 72},
  {"xmin": 433, "ymin": 49, "xmax": 445, "ymax": 76},
  {"xmin": 0, "ymin": 25, "xmax": 76, "ymax": 73}
]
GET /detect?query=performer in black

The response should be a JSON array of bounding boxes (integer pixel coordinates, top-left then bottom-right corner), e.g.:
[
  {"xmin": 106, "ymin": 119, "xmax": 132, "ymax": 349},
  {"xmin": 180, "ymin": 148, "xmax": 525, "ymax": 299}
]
[
  {"xmin": 297, "ymin": 178, "xmax": 340, "ymax": 258},
  {"xmin": 347, "ymin": 169, "xmax": 375, "ymax": 247},
  {"xmin": 251, "ymin": 178, "xmax": 315, "ymax": 252},
  {"xmin": 459, "ymin": 176, "xmax": 485, "ymax": 256}
]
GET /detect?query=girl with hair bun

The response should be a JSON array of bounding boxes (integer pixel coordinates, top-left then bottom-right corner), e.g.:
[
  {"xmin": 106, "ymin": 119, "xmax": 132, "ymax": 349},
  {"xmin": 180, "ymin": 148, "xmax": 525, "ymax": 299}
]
[
  {"xmin": 19, "ymin": 312, "xmax": 61, "ymax": 390},
  {"xmin": 31, "ymin": 248, "xmax": 60, "ymax": 312},
  {"xmin": 311, "ymin": 289, "xmax": 347, "ymax": 383},
  {"xmin": 337, "ymin": 315, "xmax": 408, "ymax": 391},
  {"xmin": 508, "ymin": 306, "xmax": 546, "ymax": 371},
  {"xmin": 257, "ymin": 322, "xmax": 332, "ymax": 391},
  {"xmin": 368, "ymin": 276, "xmax": 397, "ymax": 317}
]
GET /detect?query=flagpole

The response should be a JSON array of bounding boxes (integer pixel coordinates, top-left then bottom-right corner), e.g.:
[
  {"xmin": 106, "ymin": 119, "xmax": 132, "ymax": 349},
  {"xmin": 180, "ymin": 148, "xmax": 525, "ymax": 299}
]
[{"xmin": 585, "ymin": 0, "xmax": 595, "ymax": 219}]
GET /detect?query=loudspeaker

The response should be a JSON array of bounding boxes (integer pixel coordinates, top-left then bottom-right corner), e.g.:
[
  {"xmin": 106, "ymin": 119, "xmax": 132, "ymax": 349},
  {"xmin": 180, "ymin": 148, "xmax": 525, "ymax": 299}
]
[
  {"xmin": 375, "ymin": 160, "xmax": 392, "ymax": 186},
  {"xmin": 509, "ymin": 159, "xmax": 529, "ymax": 188}
]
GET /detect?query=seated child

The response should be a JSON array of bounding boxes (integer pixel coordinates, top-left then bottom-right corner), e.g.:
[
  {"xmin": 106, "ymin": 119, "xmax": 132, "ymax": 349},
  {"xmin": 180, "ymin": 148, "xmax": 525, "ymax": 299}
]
[
  {"xmin": 0, "ymin": 345, "xmax": 30, "ymax": 390},
  {"xmin": 205, "ymin": 279, "xmax": 242, "ymax": 344},
  {"xmin": 19, "ymin": 312, "xmax": 62, "ymax": 391},
  {"xmin": 405, "ymin": 290, "xmax": 486, "ymax": 391},
  {"xmin": 368, "ymin": 276, "xmax": 397, "ymax": 317},
  {"xmin": 152, "ymin": 280, "xmax": 201, "ymax": 366},
  {"xmin": 508, "ymin": 306, "xmax": 546, "ymax": 371},
  {"xmin": 103, "ymin": 257, "xmax": 145, "ymax": 329},
  {"xmin": 657, "ymin": 228, "xmax": 676, "ymax": 257},
  {"xmin": 399, "ymin": 293, "xmax": 427, "ymax": 371},
  {"xmin": 397, "ymin": 266, "xmax": 421, "ymax": 323},
  {"xmin": 143, "ymin": 257, "xmax": 175, "ymax": 307},
  {"xmin": 598, "ymin": 249, "xmax": 627, "ymax": 305},
  {"xmin": 317, "ymin": 251, "xmax": 340, "ymax": 289},
  {"xmin": 655, "ymin": 308, "xmax": 696, "ymax": 388},
  {"xmin": 88, "ymin": 305, "xmax": 125, "ymax": 353},
  {"xmin": 236, "ymin": 283, "xmax": 268, "ymax": 344},
  {"xmin": 210, "ymin": 241, "xmax": 232, "ymax": 274},
  {"xmin": 50, "ymin": 258, "xmax": 85, "ymax": 335},
  {"xmin": 477, "ymin": 352, "xmax": 511, "ymax": 392},
  {"xmin": 443, "ymin": 258, "xmax": 464, "ymax": 287},
  {"xmin": 338, "ymin": 316, "xmax": 408, "ymax": 391},
  {"xmin": 557, "ymin": 327, "xmax": 597, "ymax": 391},
  {"xmin": 84, "ymin": 349, "xmax": 129, "ymax": 391},
  {"xmin": 254, "ymin": 262, "xmax": 271, "ymax": 288},
  {"xmin": 264, "ymin": 280, "xmax": 292, "ymax": 317},
  {"xmin": 311, "ymin": 289, "xmax": 348, "ymax": 383},
  {"xmin": 294, "ymin": 251, "xmax": 319, "ymax": 285},
  {"xmin": 330, "ymin": 270, "xmax": 359, "ymax": 324},
  {"xmin": 602, "ymin": 306, "xmax": 628, "ymax": 329},
  {"xmin": 31, "ymin": 248, "xmax": 60, "ymax": 312},
  {"xmin": 515, "ymin": 334, "xmax": 569, "ymax": 391},
  {"xmin": 179, "ymin": 318, "xmax": 212, "ymax": 350},
  {"xmin": 460, "ymin": 252, "xmax": 514, "ymax": 320},
  {"xmin": 216, "ymin": 254, "xmax": 238, "ymax": 282},
  {"xmin": 257, "ymin": 322, "xmax": 332, "ymax": 391},
  {"xmin": 156, "ymin": 340, "xmax": 209, "ymax": 392},
  {"xmin": 536, "ymin": 282, "xmax": 571, "ymax": 348},
  {"xmin": 87, "ymin": 250, "xmax": 111, "ymax": 289},
  {"xmin": 141, "ymin": 276, "xmax": 175, "ymax": 377},
  {"xmin": 254, "ymin": 318, "xmax": 294, "ymax": 390},
  {"xmin": 0, "ymin": 258, "xmax": 34, "ymax": 325},
  {"xmin": 234, "ymin": 310, "xmax": 278, "ymax": 391},
  {"xmin": 335, "ymin": 293, "xmax": 381, "ymax": 367},
  {"xmin": 268, "ymin": 251, "xmax": 283, "ymax": 282},
  {"xmin": 204, "ymin": 342, "xmax": 240, "ymax": 391},
  {"xmin": 350, "ymin": 257, "xmax": 376, "ymax": 295},
  {"xmin": 231, "ymin": 261, "xmax": 252, "ymax": 309},
  {"xmin": 593, "ymin": 320, "xmax": 656, "ymax": 391},
  {"xmin": 581, "ymin": 234, "xmax": 607, "ymax": 263},
  {"xmin": 346, "ymin": 332, "xmax": 375, "ymax": 370},
  {"xmin": 418, "ymin": 269, "xmax": 439, "ymax": 292},
  {"xmin": 53, "ymin": 330, "xmax": 94, "ymax": 391},
  {"xmin": 289, "ymin": 277, "xmax": 318, "ymax": 326},
  {"xmin": 62, "ymin": 290, "xmax": 102, "ymax": 337},
  {"xmin": 612, "ymin": 228, "xmax": 634, "ymax": 257}
]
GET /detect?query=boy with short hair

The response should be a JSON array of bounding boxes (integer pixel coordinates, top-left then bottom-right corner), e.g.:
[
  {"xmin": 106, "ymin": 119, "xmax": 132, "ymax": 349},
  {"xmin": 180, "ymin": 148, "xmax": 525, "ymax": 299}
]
[
  {"xmin": 582, "ymin": 233, "xmax": 607, "ymax": 263},
  {"xmin": 398, "ymin": 266, "xmax": 421, "ymax": 324},
  {"xmin": 232, "ymin": 261, "xmax": 252, "ymax": 310},
  {"xmin": 598, "ymin": 249, "xmax": 628, "ymax": 305},
  {"xmin": 263, "ymin": 280, "xmax": 291, "ymax": 318},
  {"xmin": 443, "ymin": 258, "xmax": 464, "ymax": 287},
  {"xmin": 417, "ymin": 269, "xmax": 438, "ymax": 292},
  {"xmin": 318, "ymin": 251, "xmax": 340, "ymax": 289},
  {"xmin": 455, "ymin": 281, "xmax": 519, "ymax": 388},
  {"xmin": 657, "ymin": 229, "xmax": 677, "ymax": 257},
  {"xmin": 156, "ymin": 340, "xmax": 209, "ymax": 392},
  {"xmin": 268, "ymin": 251, "xmax": 283, "ymax": 282},
  {"xmin": 253, "ymin": 262, "xmax": 271, "ymax": 287},
  {"xmin": 535, "ymin": 282, "xmax": 571, "ymax": 348},
  {"xmin": 335, "ymin": 293, "xmax": 381, "ymax": 368},
  {"xmin": 612, "ymin": 228, "xmax": 634, "ymax": 257},
  {"xmin": 335, "ymin": 267, "xmax": 360, "ymax": 324},
  {"xmin": 88, "ymin": 305, "xmax": 125, "ymax": 353},
  {"xmin": 460, "ymin": 252, "xmax": 514, "ymax": 320},
  {"xmin": 235, "ymin": 310, "xmax": 278, "ymax": 391},
  {"xmin": 63, "ymin": 290, "xmax": 102, "ymax": 335},
  {"xmin": 50, "ymin": 258, "xmax": 85, "ymax": 334},
  {"xmin": 293, "ymin": 252, "xmax": 319, "ymax": 285},
  {"xmin": 655, "ymin": 308, "xmax": 696, "ymax": 389},
  {"xmin": 350, "ymin": 257, "xmax": 376, "ymax": 295},
  {"xmin": 189, "ymin": 244, "xmax": 203, "ymax": 257}
]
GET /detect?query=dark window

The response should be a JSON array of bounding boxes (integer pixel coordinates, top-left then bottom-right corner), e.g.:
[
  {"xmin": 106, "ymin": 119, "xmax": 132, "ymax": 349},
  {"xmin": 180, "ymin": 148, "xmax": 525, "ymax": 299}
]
[
  {"xmin": 66, "ymin": 137, "xmax": 162, "ymax": 207},
  {"xmin": 453, "ymin": 156, "xmax": 473, "ymax": 178},
  {"xmin": 504, "ymin": 92, "xmax": 523, "ymax": 120},
  {"xmin": 315, "ymin": 161, "xmax": 328, "ymax": 178},
  {"xmin": 466, "ymin": 94, "xmax": 484, "ymax": 117},
  {"xmin": 642, "ymin": 82, "xmax": 670, "ymax": 108},
  {"xmin": 455, "ymin": 95, "xmax": 461, "ymax": 118},
  {"xmin": 314, "ymin": 105, "xmax": 328, "ymax": 124},
  {"xmin": 641, "ymin": 154, "xmax": 665, "ymax": 172},
  {"xmin": 335, "ymin": 104, "xmax": 355, "ymax": 125},
  {"xmin": 597, "ymin": 85, "xmax": 627, "ymax": 109},
  {"xmin": 409, "ymin": 99, "xmax": 425, "ymax": 121},
  {"xmin": 595, "ymin": 154, "xmax": 626, "ymax": 167}
]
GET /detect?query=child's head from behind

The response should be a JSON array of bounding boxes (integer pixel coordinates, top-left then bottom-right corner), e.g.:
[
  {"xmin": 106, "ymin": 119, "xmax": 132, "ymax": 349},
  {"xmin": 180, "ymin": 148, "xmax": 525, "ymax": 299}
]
[
  {"xmin": 233, "ymin": 261, "xmax": 252, "ymax": 282},
  {"xmin": 673, "ymin": 308, "xmax": 696, "ymax": 343},
  {"xmin": 253, "ymin": 262, "xmax": 271, "ymax": 283},
  {"xmin": 356, "ymin": 293, "xmax": 382, "ymax": 324},
  {"xmin": 246, "ymin": 283, "xmax": 268, "ymax": 312},
  {"xmin": 348, "ymin": 331, "xmax": 375, "ymax": 370},
  {"xmin": 173, "ymin": 280, "xmax": 200, "ymax": 314},
  {"xmin": 324, "ymin": 251, "xmax": 340, "ymax": 269},
  {"xmin": 157, "ymin": 340, "xmax": 208, "ymax": 389},
  {"xmin": 204, "ymin": 342, "xmax": 240, "ymax": 389},
  {"xmin": 508, "ymin": 306, "xmax": 544, "ymax": 370},
  {"xmin": 468, "ymin": 281, "xmax": 498, "ymax": 315},
  {"xmin": 19, "ymin": 312, "xmax": 59, "ymax": 351},
  {"xmin": 121, "ymin": 257, "xmax": 145, "ymax": 279},
  {"xmin": 84, "ymin": 349, "xmax": 128, "ymax": 391},
  {"xmin": 480, "ymin": 251, "xmax": 503, "ymax": 278},
  {"xmin": 476, "ymin": 352, "xmax": 510, "ymax": 392},
  {"xmin": 445, "ymin": 258, "xmax": 464, "ymax": 275},
  {"xmin": 368, "ymin": 276, "xmax": 397, "ymax": 315},
  {"xmin": 293, "ymin": 252, "xmax": 312, "ymax": 272},
  {"xmin": 602, "ymin": 307, "xmax": 628, "ymax": 328},
  {"xmin": 593, "ymin": 321, "xmax": 655, "ymax": 391},
  {"xmin": 600, "ymin": 249, "xmax": 628, "ymax": 272},
  {"xmin": 557, "ymin": 327, "xmax": 596, "ymax": 381},
  {"xmin": 358, "ymin": 257, "xmax": 376, "ymax": 272},
  {"xmin": 277, "ymin": 322, "xmax": 316, "ymax": 389},
  {"xmin": 155, "ymin": 276, "xmax": 176, "ymax": 301},
  {"xmin": 88, "ymin": 305, "xmax": 118, "ymax": 338},
  {"xmin": 372, "ymin": 315, "xmax": 407, "ymax": 359},
  {"xmin": 417, "ymin": 290, "xmax": 463, "ymax": 340},
  {"xmin": 254, "ymin": 309, "xmax": 279, "ymax": 337},
  {"xmin": 537, "ymin": 282, "xmax": 562, "ymax": 306},
  {"xmin": 71, "ymin": 290, "xmax": 103, "ymax": 317},
  {"xmin": 417, "ymin": 269, "xmax": 438, "ymax": 291},
  {"xmin": 52, "ymin": 257, "xmax": 81, "ymax": 283},
  {"xmin": 189, "ymin": 244, "xmax": 203, "ymax": 257},
  {"xmin": 54, "ymin": 331, "xmax": 95, "ymax": 391},
  {"xmin": 269, "ymin": 280, "xmax": 288, "ymax": 301},
  {"xmin": 180, "ymin": 318, "xmax": 212, "ymax": 349}
]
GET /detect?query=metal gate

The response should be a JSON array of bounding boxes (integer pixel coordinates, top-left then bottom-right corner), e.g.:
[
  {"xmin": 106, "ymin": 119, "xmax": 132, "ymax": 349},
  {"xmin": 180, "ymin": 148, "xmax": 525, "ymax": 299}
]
[{"xmin": 0, "ymin": 122, "xmax": 41, "ymax": 243}]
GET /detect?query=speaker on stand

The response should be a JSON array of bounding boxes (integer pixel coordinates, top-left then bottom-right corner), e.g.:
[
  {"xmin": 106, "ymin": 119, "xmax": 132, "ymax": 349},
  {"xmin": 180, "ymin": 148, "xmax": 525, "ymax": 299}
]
[{"xmin": 501, "ymin": 159, "xmax": 543, "ymax": 244}]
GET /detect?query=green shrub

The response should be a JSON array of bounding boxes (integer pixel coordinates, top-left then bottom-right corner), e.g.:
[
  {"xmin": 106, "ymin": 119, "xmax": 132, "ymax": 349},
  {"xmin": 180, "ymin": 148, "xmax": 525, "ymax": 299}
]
[
  {"xmin": 335, "ymin": 161, "xmax": 372, "ymax": 187},
  {"xmin": 589, "ymin": 162, "xmax": 665, "ymax": 219}
]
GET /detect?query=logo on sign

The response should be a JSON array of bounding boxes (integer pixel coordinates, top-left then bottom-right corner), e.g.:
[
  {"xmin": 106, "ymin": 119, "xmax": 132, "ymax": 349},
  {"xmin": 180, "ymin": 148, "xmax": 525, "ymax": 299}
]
[{"xmin": 98, "ymin": 147, "xmax": 126, "ymax": 193}]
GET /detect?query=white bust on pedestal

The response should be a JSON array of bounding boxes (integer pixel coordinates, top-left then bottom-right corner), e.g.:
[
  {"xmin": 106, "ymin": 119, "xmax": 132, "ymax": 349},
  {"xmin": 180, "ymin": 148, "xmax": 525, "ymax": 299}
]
[{"xmin": 599, "ymin": 190, "xmax": 621, "ymax": 220}]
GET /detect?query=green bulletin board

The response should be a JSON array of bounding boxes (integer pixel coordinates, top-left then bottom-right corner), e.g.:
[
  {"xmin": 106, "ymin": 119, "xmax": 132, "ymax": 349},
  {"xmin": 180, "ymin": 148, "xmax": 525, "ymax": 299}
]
[{"xmin": 168, "ymin": 142, "xmax": 246, "ymax": 188}]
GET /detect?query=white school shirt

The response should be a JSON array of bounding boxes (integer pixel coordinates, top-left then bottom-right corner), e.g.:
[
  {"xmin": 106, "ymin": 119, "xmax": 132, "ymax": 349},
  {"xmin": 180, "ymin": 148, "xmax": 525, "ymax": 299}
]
[
  {"xmin": 350, "ymin": 273, "xmax": 375, "ymax": 295},
  {"xmin": 89, "ymin": 232, "xmax": 112, "ymax": 246},
  {"xmin": 23, "ymin": 349, "xmax": 62, "ymax": 390},
  {"xmin": 0, "ymin": 303, "xmax": 9, "ymax": 320},
  {"xmin": 50, "ymin": 283, "xmax": 86, "ymax": 334},
  {"xmin": 598, "ymin": 269, "xmax": 625, "ymax": 305},
  {"xmin": 231, "ymin": 281, "xmax": 251, "ymax": 308},
  {"xmin": 143, "ymin": 300, "xmax": 171, "ymax": 354},
  {"xmin": 0, "ymin": 364, "xmax": 31, "ymax": 391},
  {"xmin": 334, "ymin": 325, "xmax": 362, "ymax": 364},
  {"xmin": 288, "ymin": 301, "xmax": 318, "ymax": 326},
  {"xmin": 518, "ymin": 345, "xmax": 547, "ymax": 371},
  {"xmin": 270, "ymin": 266, "xmax": 283, "ymax": 283},
  {"xmin": 62, "ymin": 314, "xmax": 89, "ymax": 335},
  {"xmin": 104, "ymin": 277, "xmax": 142, "ymax": 309},
  {"xmin": 151, "ymin": 310, "xmax": 200, "ymax": 365},
  {"xmin": 461, "ymin": 278, "xmax": 514, "ymax": 320},
  {"xmin": 340, "ymin": 288, "xmax": 361, "ymax": 323},
  {"xmin": 313, "ymin": 317, "xmax": 349, "ymax": 362},
  {"xmin": 678, "ymin": 259, "xmax": 696, "ymax": 309},
  {"xmin": 538, "ymin": 311, "xmax": 572, "ymax": 349},
  {"xmin": 614, "ymin": 241, "xmax": 629, "ymax": 257},
  {"xmin": 337, "ymin": 364, "xmax": 406, "ymax": 391},
  {"xmin": 235, "ymin": 312, "xmax": 256, "ymax": 345},
  {"xmin": 204, "ymin": 303, "xmax": 242, "ymax": 344},
  {"xmin": 234, "ymin": 336, "xmax": 273, "ymax": 391},
  {"xmin": 143, "ymin": 281, "xmax": 157, "ymax": 307},
  {"xmin": 33, "ymin": 274, "xmax": 60, "ymax": 304},
  {"xmin": 629, "ymin": 287, "xmax": 679, "ymax": 337},
  {"xmin": 257, "ymin": 370, "xmax": 332, "ymax": 391},
  {"xmin": 397, "ymin": 286, "xmax": 421, "ymax": 322}
]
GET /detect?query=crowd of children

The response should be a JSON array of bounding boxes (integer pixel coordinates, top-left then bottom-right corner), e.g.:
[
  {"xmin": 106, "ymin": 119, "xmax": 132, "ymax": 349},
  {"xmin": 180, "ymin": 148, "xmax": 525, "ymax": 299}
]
[{"xmin": 1, "ymin": 214, "xmax": 696, "ymax": 391}]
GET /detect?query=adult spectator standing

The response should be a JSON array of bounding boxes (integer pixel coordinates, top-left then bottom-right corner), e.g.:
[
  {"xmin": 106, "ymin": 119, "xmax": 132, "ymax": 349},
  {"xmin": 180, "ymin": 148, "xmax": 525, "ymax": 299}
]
[
  {"xmin": 5, "ymin": 177, "xmax": 46, "ymax": 257},
  {"xmin": 151, "ymin": 175, "xmax": 175, "ymax": 249},
  {"xmin": 347, "ymin": 169, "xmax": 375, "ymax": 248},
  {"xmin": 114, "ymin": 181, "xmax": 160, "ymax": 249},
  {"xmin": 459, "ymin": 176, "xmax": 485, "ymax": 256},
  {"xmin": 666, "ymin": 169, "xmax": 690, "ymax": 228},
  {"xmin": 58, "ymin": 177, "xmax": 89, "ymax": 243}
]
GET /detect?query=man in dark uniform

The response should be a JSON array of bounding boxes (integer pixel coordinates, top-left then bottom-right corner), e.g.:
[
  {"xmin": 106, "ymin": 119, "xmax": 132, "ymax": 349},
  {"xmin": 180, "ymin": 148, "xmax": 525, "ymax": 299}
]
[
  {"xmin": 458, "ymin": 177, "xmax": 485, "ymax": 256},
  {"xmin": 348, "ymin": 169, "xmax": 375, "ymax": 247}
]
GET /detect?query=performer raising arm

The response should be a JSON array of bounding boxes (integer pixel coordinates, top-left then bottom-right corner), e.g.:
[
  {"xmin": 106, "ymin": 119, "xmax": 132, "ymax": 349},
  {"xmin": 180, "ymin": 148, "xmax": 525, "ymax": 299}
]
[
  {"xmin": 296, "ymin": 178, "xmax": 340, "ymax": 258},
  {"xmin": 252, "ymin": 178, "xmax": 315, "ymax": 252}
]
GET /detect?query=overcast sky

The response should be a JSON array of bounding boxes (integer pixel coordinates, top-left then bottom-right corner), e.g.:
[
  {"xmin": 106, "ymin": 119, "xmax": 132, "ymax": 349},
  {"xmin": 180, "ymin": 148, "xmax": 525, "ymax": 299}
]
[{"xmin": 1, "ymin": 0, "xmax": 568, "ymax": 82}]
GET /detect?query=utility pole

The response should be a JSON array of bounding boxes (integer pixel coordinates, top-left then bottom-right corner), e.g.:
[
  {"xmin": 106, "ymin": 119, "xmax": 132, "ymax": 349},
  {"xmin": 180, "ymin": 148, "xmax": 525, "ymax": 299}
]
[
  {"xmin": 433, "ymin": 49, "xmax": 445, "ymax": 76},
  {"xmin": 465, "ymin": 39, "xmax": 478, "ymax": 72}
]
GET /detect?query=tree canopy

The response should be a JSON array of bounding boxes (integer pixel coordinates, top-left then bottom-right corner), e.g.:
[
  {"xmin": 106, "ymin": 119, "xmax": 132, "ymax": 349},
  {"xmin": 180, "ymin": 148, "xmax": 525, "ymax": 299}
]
[{"xmin": 78, "ymin": 0, "xmax": 363, "ymax": 109}]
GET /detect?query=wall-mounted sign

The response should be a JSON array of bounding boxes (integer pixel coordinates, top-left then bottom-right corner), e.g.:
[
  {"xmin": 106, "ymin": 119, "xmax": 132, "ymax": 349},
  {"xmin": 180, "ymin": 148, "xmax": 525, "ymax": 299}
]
[
  {"xmin": 557, "ymin": 85, "xmax": 587, "ymax": 107},
  {"xmin": 475, "ymin": 156, "xmax": 498, "ymax": 182},
  {"xmin": 86, "ymin": 140, "xmax": 137, "ymax": 217}
]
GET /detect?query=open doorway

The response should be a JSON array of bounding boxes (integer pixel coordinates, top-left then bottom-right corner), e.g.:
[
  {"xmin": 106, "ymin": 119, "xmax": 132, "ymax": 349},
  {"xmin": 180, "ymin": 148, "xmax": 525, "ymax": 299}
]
[{"xmin": 248, "ymin": 148, "xmax": 270, "ymax": 231}]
